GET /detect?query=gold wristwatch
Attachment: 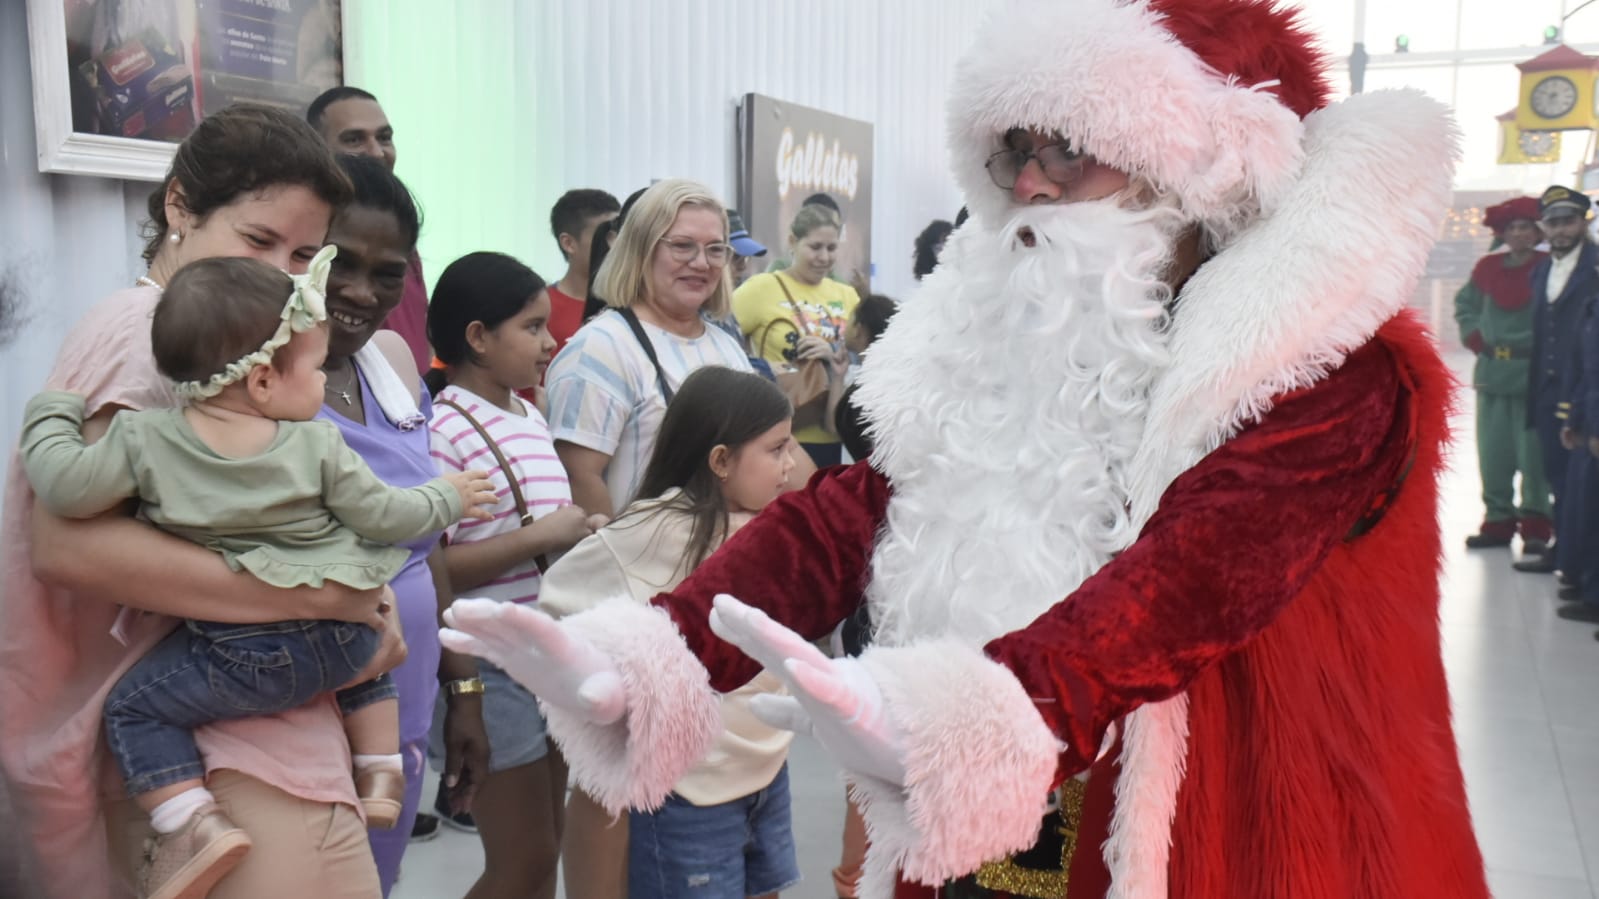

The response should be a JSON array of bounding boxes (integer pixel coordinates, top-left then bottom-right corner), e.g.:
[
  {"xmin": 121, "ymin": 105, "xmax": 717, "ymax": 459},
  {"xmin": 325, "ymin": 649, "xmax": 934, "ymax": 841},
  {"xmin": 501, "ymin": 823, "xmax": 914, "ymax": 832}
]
[{"xmin": 444, "ymin": 677, "xmax": 485, "ymax": 698}]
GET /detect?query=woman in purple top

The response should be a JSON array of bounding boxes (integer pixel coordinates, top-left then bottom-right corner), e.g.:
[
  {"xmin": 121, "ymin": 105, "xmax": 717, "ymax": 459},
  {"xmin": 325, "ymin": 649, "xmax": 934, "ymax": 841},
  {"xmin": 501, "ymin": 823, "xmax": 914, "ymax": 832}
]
[{"xmin": 317, "ymin": 155, "xmax": 490, "ymax": 894}]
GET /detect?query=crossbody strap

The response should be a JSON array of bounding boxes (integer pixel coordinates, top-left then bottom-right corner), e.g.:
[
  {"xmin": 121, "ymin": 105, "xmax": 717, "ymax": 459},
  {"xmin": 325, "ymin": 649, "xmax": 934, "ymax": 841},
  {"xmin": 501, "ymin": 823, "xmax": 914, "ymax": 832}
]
[
  {"xmin": 754, "ymin": 272, "xmax": 813, "ymax": 361},
  {"xmin": 772, "ymin": 272, "xmax": 817, "ymax": 336},
  {"xmin": 437, "ymin": 396, "xmax": 549, "ymax": 572},
  {"xmin": 616, "ymin": 308, "xmax": 675, "ymax": 404}
]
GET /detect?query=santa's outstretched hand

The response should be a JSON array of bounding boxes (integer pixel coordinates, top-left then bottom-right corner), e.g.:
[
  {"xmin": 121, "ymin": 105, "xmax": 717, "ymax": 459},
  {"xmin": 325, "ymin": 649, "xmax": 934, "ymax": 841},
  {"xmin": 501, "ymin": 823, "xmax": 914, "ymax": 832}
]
[
  {"xmin": 709, "ymin": 594, "xmax": 909, "ymax": 786},
  {"xmin": 440, "ymin": 598, "xmax": 626, "ymax": 725}
]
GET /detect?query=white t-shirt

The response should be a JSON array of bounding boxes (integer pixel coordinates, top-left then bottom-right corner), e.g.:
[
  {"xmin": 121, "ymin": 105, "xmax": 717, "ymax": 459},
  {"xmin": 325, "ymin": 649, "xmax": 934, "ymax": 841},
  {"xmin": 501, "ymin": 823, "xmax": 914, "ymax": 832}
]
[
  {"xmin": 428, "ymin": 385, "xmax": 573, "ymax": 605},
  {"xmin": 1548, "ymin": 248, "xmax": 1581, "ymax": 301},
  {"xmin": 545, "ymin": 311, "xmax": 752, "ymax": 514}
]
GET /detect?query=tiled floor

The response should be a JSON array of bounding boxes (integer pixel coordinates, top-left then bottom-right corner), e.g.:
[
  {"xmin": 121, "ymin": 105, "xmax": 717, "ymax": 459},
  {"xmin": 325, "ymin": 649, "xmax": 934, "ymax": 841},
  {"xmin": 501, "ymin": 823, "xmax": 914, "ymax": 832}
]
[{"xmin": 396, "ymin": 347, "xmax": 1599, "ymax": 899}]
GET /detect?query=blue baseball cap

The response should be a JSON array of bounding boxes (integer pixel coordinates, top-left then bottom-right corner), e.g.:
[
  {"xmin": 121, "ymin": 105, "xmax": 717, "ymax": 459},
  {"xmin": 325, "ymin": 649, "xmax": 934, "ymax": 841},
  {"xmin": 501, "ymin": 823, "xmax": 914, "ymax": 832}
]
[{"xmin": 727, "ymin": 210, "xmax": 767, "ymax": 257}]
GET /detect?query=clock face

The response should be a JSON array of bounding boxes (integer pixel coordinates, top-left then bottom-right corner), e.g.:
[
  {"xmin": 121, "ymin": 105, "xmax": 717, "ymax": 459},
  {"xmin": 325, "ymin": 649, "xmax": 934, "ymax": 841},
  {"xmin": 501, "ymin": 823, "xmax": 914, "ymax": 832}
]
[
  {"xmin": 1531, "ymin": 75, "xmax": 1579, "ymax": 119},
  {"xmin": 1520, "ymin": 130, "xmax": 1557, "ymax": 157}
]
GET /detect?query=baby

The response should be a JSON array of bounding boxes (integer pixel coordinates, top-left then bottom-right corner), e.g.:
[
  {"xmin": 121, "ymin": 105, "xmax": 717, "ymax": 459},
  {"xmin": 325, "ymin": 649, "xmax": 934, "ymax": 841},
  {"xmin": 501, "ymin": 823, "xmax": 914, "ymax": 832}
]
[{"xmin": 19, "ymin": 249, "xmax": 494, "ymax": 899}]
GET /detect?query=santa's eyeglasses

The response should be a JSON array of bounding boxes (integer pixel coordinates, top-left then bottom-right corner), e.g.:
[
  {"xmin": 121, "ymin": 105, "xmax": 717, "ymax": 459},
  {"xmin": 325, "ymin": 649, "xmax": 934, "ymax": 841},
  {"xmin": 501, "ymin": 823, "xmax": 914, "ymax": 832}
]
[{"xmin": 985, "ymin": 143, "xmax": 1085, "ymax": 190}]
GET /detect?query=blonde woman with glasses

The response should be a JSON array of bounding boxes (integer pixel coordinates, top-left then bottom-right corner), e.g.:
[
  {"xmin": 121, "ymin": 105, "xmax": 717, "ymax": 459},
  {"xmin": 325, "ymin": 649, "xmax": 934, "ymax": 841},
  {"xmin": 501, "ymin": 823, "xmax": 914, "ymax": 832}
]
[{"xmin": 547, "ymin": 179, "xmax": 762, "ymax": 521}]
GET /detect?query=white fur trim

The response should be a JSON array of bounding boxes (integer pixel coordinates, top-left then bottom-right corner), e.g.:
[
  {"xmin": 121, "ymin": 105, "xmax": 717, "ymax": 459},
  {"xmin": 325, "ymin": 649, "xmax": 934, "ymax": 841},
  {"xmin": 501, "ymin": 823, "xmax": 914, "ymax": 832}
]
[
  {"xmin": 1105, "ymin": 698, "xmax": 1189, "ymax": 899},
  {"xmin": 948, "ymin": 0, "xmax": 1305, "ymax": 232},
  {"xmin": 541, "ymin": 599, "xmax": 721, "ymax": 815},
  {"xmin": 1103, "ymin": 89, "xmax": 1460, "ymax": 899},
  {"xmin": 848, "ymin": 640, "xmax": 1062, "ymax": 897},
  {"xmin": 1127, "ymin": 90, "xmax": 1460, "ymax": 521}
]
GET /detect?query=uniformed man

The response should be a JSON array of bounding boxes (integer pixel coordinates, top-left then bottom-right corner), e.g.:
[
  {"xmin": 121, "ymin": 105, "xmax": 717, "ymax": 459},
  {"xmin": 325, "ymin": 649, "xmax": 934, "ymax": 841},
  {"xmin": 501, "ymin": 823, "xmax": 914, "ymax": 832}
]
[{"xmin": 1517, "ymin": 186, "xmax": 1597, "ymax": 588}]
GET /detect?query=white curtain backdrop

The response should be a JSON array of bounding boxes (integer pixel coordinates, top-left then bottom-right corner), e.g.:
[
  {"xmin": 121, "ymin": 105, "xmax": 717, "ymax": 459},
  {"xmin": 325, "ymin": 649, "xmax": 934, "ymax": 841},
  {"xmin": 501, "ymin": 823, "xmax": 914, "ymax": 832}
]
[{"xmin": 345, "ymin": 0, "xmax": 988, "ymax": 300}]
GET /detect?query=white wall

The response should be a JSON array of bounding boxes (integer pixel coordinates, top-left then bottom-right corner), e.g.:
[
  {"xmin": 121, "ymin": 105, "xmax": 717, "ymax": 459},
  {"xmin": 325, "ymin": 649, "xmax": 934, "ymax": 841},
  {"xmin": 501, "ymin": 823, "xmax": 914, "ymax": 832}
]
[
  {"xmin": 346, "ymin": 0, "xmax": 988, "ymax": 301},
  {"xmin": 1, "ymin": 0, "xmax": 989, "ymax": 517},
  {"xmin": 0, "ymin": 0, "xmax": 150, "ymax": 474}
]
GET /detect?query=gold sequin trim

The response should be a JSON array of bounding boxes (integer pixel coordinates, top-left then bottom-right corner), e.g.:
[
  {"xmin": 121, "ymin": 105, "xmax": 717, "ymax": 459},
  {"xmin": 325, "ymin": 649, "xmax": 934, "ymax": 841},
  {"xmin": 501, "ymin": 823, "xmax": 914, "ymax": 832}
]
[{"xmin": 973, "ymin": 779, "xmax": 1086, "ymax": 898}]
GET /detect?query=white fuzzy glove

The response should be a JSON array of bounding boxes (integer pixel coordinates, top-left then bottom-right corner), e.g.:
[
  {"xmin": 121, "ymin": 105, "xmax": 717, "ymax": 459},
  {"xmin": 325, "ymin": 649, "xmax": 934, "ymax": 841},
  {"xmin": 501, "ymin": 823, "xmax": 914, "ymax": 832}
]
[
  {"xmin": 441, "ymin": 597, "xmax": 626, "ymax": 725},
  {"xmin": 708, "ymin": 595, "xmax": 908, "ymax": 785}
]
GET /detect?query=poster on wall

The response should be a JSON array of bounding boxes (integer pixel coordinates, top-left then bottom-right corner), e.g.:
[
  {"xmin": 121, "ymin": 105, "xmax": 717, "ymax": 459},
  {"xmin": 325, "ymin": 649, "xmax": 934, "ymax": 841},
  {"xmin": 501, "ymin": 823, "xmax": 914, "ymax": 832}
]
[
  {"xmin": 28, "ymin": 0, "xmax": 341, "ymax": 180},
  {"xmin": 737, "ymin": 93, "xmax": 874, "ymax": 293}
]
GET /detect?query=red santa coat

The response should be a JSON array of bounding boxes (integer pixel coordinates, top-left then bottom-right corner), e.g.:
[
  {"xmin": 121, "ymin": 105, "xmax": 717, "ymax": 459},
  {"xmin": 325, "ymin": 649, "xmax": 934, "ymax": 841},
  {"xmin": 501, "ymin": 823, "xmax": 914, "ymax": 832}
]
[
  {"xmin": 533, "ymin": 74, "xmax": 1486, "ymax": 899},
  {"xmin": 638, "ymin": 312, "xmax": 1485, "ymax": 899}
]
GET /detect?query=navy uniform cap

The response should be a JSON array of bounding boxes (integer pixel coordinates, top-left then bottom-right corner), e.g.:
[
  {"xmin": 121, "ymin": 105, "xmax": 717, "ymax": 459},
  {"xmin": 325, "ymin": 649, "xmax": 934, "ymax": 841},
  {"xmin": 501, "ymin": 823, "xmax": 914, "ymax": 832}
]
[{"xmin": 1539, "ymin": 185, "xmax": 1592, "ymax": 220}]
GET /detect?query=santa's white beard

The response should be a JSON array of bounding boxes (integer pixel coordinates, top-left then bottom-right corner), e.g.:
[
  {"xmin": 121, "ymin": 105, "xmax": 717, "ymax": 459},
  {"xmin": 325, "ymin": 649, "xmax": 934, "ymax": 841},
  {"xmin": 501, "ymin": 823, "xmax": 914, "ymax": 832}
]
[{"xmin": 858, "ymin": 199, "xmax": 1183, "ymax": 647}]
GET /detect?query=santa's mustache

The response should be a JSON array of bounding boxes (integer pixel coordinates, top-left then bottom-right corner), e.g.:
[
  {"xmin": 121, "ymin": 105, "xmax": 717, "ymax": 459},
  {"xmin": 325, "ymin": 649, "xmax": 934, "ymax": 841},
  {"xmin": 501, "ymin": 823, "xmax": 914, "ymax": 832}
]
[{"xmin": 944, "ymin": 198, "xmax": 1184, "ymax": 338}]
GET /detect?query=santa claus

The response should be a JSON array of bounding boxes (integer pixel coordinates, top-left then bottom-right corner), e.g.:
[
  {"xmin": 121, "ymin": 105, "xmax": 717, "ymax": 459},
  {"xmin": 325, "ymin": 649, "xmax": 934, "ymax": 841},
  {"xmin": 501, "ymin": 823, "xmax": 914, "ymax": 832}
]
[{"xmin": 442, "ymin": 0, "xmax": 1490, "ymax": 896}]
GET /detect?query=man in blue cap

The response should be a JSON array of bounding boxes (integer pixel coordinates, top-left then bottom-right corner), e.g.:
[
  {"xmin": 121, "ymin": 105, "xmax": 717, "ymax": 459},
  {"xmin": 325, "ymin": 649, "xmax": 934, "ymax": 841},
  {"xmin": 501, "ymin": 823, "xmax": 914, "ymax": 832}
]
[
  {"xmin": 727, "ymin": 209, "xmax": 768, "ymax": 289},
  {"xmin": 1519, "ymin": 187, "xmax": 1598, "ymax": 597}
]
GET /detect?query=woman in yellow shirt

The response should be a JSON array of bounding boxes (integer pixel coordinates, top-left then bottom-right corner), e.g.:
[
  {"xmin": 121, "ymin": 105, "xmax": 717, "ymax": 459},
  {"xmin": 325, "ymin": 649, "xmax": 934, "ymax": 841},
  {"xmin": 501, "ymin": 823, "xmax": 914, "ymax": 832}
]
[{"xmin": 733, "ymin": 204, "xmax": 859, "ymax": 467}]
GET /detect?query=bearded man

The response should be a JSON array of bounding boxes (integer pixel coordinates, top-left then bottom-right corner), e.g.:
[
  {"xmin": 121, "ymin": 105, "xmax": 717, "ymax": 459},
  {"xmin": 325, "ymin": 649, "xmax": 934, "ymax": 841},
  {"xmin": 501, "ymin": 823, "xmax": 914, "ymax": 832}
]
[{"xmin": 441, "ymin": 0, "xmax": 1490, "ymax": 896}]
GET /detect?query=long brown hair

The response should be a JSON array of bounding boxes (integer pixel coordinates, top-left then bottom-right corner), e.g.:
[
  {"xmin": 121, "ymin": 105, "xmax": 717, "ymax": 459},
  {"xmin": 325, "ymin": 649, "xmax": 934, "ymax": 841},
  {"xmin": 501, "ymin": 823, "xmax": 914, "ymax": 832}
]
[{"xmin": 622, "ymin": 367, "xmax": 792, "ymax": 575}]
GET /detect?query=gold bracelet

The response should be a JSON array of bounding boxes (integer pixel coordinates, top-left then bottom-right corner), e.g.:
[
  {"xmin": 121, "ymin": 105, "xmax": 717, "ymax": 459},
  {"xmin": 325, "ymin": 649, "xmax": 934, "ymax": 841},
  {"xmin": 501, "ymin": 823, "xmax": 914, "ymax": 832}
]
[{"xmin": 444, "ymin": 677, "xmax": 485, "ymax": 697}]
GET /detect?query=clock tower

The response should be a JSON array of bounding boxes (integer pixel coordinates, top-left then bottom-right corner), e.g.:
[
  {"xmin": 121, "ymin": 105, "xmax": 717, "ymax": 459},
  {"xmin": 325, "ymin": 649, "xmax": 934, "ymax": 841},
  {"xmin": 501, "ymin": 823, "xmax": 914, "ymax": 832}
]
[
  {"xmin": 1516, "ymin": 44, "xmax": 1599, "ymax": 132},
  {"xmin": 1497, "ymin": 109, "xmax": 1562, "ymax": 164}
]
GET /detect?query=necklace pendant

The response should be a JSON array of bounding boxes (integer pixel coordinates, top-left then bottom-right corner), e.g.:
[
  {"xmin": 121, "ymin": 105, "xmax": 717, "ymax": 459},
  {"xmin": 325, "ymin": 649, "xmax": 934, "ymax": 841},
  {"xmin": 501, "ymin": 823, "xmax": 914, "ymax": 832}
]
[{"xmin": 337, "ymin": 390, "xmax": 353, "ymax": 405}]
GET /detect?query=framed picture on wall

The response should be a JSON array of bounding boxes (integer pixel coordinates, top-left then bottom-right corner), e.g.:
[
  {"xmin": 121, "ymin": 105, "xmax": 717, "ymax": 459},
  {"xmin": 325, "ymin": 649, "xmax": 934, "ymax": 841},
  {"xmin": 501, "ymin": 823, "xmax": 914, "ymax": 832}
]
[{"xmin": 27, "ymin": 0, "xmax": 344, "ymax": 181}]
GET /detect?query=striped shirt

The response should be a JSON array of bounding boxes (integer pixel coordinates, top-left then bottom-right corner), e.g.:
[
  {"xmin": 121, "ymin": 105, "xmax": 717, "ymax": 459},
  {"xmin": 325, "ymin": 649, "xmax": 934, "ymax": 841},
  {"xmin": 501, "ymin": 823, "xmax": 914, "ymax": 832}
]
[
  {"xmin": 545, "ymin": 310, "xmax": 752, "ymax": 514},
  {"xmin": 428, "ymin": 385, "xmax": 573, "ymax": 605}
]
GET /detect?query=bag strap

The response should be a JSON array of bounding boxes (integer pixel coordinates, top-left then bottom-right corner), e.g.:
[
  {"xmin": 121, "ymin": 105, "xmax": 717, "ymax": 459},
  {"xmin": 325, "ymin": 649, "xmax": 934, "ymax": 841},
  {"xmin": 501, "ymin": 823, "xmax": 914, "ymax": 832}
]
[
  {"xmin": 437, "ymin": 396, "xmax": 549, "ymax": 572},
  {"xmin": 616, "ymin": 308, "xmax": 675, "ymax": 404},
  {"xmin": 772, "ymin": 272, "xmax": 816, "ymax": 336}
]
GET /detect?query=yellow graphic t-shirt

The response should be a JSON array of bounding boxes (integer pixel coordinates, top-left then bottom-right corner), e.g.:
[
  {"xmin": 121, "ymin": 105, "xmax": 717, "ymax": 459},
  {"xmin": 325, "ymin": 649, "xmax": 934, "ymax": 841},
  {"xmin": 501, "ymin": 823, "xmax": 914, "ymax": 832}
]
[{"xmin": 732, "ymin": 271, "xmax": 861, "ymax": 445}]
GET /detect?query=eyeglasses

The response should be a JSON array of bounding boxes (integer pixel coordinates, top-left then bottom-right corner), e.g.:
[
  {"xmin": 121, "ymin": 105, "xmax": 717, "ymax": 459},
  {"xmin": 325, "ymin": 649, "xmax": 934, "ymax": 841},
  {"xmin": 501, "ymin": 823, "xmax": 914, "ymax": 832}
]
[
  {"xmin": 658, "ymin": 238, "xmax": 732, "ymax": 266},
  {"xmin": 985, "ymin": 142, "xmax": 1086, "ymax": 190}
]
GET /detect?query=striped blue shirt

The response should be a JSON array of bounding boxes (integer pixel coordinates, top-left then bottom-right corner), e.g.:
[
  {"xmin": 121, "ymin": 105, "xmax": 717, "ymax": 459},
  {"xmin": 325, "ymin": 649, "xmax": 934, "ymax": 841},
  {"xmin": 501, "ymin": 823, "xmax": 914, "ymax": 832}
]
[{"xmin": 545, "ymin": 311, "xmax": 751, "ymax": 514}]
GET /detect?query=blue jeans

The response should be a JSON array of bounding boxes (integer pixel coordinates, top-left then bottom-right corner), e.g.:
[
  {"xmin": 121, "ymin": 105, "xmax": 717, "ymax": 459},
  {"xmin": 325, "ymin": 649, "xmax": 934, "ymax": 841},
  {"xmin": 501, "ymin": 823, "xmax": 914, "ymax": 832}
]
[
  {"xmin": 628, "ymin": 764, "xmax": 800, "ymax": 898},
  {"xmin": 105, "ymin": 619, "xmax": 395, "ymax": 795}
]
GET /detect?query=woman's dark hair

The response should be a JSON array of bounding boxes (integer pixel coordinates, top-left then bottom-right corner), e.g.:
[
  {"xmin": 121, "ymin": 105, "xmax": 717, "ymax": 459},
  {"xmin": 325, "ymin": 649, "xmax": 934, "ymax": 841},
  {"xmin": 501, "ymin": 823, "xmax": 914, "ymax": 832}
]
[
  {"xmin": 337, "ymin": 154, "xmax": 422, "ymax": 249},
  {"xmin": 142, "ymin": 104, "xmax": 353, "ymax": 263},
  {"xmin": 913, "ymin": 220, "xmax": 954, "ymax": 280},
  {"xmin": 424, "ymin": 252, "xmax": 547, "ymax": 396},
  {"xmin": 627, "ymin": 367, "xmax": 792, "ymax": 574},
  {"xmin": 619, "ymin": 187, "xmax": 649, "ymax": 223},
  {"xmin": 953, "ymin": 206, "xmax": 970, "ymax": 228},
  {"xmin": 581, "ymin": 217, "xmax": 619, "ymax": 322},
  {"xmin": 152, "ymin": 257, "xmax": 295, "ymax": 384},
  {"xmin": 582, "ymin": 186, "xmax": 647, "ymax": 321}
]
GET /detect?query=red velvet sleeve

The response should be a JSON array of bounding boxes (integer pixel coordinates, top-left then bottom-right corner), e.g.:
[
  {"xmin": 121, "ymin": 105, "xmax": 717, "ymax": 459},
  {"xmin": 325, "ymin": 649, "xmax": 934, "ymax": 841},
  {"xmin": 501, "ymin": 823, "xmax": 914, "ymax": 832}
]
[
  {"xmin": 650, "ymin": 460, "xmax": 893, "ymax": 692},
  {"xmin": 986, "ymin": 339, "xmax": 1416, "ymax": 775}
]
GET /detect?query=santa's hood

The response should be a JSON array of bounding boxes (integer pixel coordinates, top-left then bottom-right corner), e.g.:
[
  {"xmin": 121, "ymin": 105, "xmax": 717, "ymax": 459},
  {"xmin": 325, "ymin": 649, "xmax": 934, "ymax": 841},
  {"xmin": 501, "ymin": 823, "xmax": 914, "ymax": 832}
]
[
  {"xmin": 949, "ymin": 0, "xmax": 1337, "ymax": 237},
  {"xmin": 1123, "ymin": 89, "xmax": 1457, "ymax": 524}
]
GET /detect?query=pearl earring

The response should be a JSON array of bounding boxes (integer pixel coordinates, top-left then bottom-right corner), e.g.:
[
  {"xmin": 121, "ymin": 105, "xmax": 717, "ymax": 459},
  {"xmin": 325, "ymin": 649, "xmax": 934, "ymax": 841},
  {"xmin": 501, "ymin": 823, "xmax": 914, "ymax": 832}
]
[{"xmin": 169, "ymin": 231, "xmax": 181, "ymax": 243}]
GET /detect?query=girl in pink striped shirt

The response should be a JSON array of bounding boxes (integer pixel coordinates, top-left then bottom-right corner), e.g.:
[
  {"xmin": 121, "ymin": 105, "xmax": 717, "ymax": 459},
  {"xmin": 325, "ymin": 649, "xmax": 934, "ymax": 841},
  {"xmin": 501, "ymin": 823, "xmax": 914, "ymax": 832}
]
[{"xmin": 425, "ymin": 252, "xmax": 603, "ymax": 898}]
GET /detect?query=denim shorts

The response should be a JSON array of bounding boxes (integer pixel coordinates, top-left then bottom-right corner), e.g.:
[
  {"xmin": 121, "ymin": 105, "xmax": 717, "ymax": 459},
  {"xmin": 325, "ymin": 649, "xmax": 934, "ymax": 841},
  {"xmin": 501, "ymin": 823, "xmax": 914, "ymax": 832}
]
[
  {"xmin": 429, "ymin": 660, "xmax": 548, "ymax": 773},
  {"xmin": 628, "ymin": 764, "xmax": 800, "ymax": 898},
  {"xmin": 104, "ymin": 619, "xmax": 395, "ymax": 795}
]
